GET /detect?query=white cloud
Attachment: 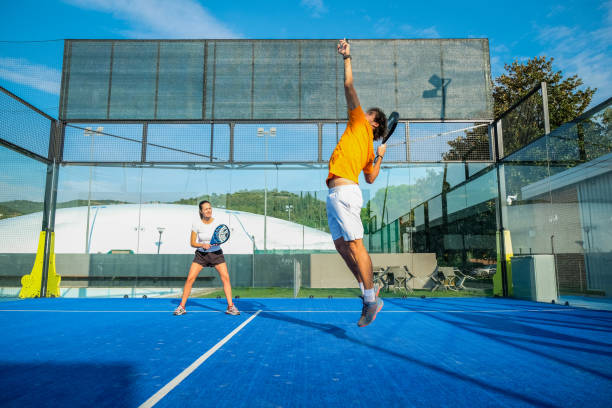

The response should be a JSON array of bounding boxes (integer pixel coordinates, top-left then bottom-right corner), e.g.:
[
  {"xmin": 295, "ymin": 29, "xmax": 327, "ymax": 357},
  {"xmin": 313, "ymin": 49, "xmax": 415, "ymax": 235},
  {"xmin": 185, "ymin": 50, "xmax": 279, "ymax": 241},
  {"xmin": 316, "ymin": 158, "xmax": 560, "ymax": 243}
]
[
  {"xmin": 63, "ymin": 0, "xmax": 240, "ymax": 38},
  {"xmin": 399, "ymin": 24, "xmax": 440, "ymax": 38},
  {"xmin": 373, "ymin": 21, "xmax": 439, "ymax": 38},
  {"xmin": 546, "ymin": 5, "xmax": 566, "ymax": 18},
  {"xmin": 300, "ymin": 0, "xmax": 327, "ymax": 18},
  {"xmin": 0, "ymin": 58, "xmax": 61, "ymax": 95},
  {"xmin": 490, "ymin": 55, "xmax": 503, "ymax": 78},
  {"xmin": 492, "ymin": 44, "xmax": 509, "ymax": 54},
  {"xmin": 606, "ymin": 0, "xmax": 612, "ymax": 24},
  {"xmin": 536, "ymin": 18, "xmax": 612, "ymax": 106}
]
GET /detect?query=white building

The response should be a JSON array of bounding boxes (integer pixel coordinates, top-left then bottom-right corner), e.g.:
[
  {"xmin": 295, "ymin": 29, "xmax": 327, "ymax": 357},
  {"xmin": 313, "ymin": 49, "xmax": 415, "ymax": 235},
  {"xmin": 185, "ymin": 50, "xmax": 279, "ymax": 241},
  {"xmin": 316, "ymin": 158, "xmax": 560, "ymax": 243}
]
[{"xmin": 0, "ymin": 204, "xmax": 335, "ymax": 254}]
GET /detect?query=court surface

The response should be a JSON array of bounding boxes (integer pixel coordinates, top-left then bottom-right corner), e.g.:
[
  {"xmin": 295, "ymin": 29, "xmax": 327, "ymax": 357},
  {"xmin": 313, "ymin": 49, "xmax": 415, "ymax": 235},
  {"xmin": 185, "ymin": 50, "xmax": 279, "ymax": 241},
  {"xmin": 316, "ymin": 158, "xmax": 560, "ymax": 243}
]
[{"xmin": 1, "ymin": 297, "xmax": 611, "ymax": 407}]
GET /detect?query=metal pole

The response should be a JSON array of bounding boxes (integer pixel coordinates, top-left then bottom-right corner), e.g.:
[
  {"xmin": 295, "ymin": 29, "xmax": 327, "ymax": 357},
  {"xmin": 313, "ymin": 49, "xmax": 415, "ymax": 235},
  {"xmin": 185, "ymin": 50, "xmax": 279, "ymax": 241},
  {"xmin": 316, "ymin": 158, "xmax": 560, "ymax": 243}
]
[
  {"xmin": 41, "ymin": 121, "xmax": 61, "ymax": 297},
  {"xmin": 541, "ymin": 82, "xmax": 551, "ymax": 135},
  {"xmin": 494, "ymin": 121, "xmax": 509, "ymax": 297},
  {"xmin": 85, "ymin": 130, "xmax": 94, "ymax": 253},
  {"xmin": 41, "ymin": 160, "xmax": 59, "ymax": 297},
  {"xmin": 264, "ymin": 134, "xmax": 267, "ymax": 251},
  {"xmin": 252, "ymin": 235, "xmax": 256, "ymax": 288}
]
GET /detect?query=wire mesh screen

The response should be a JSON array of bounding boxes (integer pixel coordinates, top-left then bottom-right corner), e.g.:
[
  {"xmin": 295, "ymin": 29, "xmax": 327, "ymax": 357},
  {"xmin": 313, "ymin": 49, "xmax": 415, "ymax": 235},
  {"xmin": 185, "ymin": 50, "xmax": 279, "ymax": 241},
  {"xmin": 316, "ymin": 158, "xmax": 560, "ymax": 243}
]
[
  {"xmin": 147, "ymin": 124, "xmax": 230, "ymax": 162},
  {"xmin": 321, "ymin": 123, "xmax": 346, "ymax": 162},
  {"xmin": 233, "ymin": 124, "xmax": 318, "ymax": 162},
  {"xmin": 60, "ymin": 119, "xmax": 492, "ymax": 164},
  {"xmin": 61, "ymin": 39, "xmax": 493, "ymax": 121},
  {"xmin": 63, "ymin": 123, "xmax": 143, "ymax": 162},
  {"xmin": 500, "ymin": 88, "xmax": 546, "ymax": 159},
  {"xmin": 376, "ymin": 122, "xmax": 408, "ymax": 162},
  {"xmin": 0, "ymin": 88, "xmax": 52, "ymax": 159},
  {"xmin": 407, "ymin": 122, "xmax": 491, "ymax": 162}
]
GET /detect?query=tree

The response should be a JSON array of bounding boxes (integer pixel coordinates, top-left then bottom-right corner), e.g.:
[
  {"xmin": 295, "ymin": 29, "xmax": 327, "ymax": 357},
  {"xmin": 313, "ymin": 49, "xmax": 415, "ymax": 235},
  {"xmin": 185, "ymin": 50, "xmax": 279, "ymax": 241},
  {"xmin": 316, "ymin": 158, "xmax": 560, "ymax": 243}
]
[
  {"xmin": 494, "ymin": 57, "xmax": 596, "ymax": 127},
  {"xmin": 444, "ymin": 56, "xmax": 597, "ymax": 161}
]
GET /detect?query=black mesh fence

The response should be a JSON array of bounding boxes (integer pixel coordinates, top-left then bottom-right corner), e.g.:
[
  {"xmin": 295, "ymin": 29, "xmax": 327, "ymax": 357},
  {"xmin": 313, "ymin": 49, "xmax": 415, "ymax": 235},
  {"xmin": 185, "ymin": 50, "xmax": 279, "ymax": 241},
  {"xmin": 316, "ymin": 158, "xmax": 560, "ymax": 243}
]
[
  {"xmin": 61, "ymin": 39, "xmax": 493, "ymax": 121},
  {"xmin": 0, "ymin": 87, "xmax": 53, "ymax": 159}
]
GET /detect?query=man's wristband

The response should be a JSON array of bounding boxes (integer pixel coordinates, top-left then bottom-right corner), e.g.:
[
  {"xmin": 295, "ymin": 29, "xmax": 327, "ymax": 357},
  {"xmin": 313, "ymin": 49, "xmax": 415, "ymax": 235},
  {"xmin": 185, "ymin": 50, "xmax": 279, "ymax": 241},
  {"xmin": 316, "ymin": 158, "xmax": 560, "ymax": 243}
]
[{"xmin": 343, "ymin": 55, "xmax": 352, "ymax": 60}]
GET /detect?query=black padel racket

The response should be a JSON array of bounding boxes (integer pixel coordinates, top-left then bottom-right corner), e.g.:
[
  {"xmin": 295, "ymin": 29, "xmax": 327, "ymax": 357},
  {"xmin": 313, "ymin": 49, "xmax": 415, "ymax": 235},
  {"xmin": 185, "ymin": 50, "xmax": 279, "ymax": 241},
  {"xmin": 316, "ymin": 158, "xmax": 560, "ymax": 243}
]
[
  {"xmin": 374, "ymin": 111, "xmax": 399, "ymax": 164},
  {"xmin": 210, "ymin": 224, "xmax": 230, "ymax": 245}
]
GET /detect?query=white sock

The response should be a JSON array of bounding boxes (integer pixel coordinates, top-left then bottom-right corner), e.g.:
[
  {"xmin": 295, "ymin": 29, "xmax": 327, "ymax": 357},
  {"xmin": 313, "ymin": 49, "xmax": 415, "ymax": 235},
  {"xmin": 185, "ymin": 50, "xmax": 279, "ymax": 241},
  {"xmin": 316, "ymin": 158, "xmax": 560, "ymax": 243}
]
[
  {"xmin": 364, "ymin": 288, "xmax": 375, "ymax": 303},
  {"xmin": 359, "ymin": 282, "xmax": 365, "ymax": 295}
]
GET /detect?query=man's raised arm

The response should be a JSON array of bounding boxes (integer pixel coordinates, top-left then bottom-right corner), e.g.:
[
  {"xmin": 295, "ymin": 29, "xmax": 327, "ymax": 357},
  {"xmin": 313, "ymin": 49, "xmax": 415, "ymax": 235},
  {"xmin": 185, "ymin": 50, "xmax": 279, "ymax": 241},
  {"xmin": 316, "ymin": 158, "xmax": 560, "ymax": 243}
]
[{"xmin": 337, "ymin": 39, "xmax": 359, "ymax": 111}]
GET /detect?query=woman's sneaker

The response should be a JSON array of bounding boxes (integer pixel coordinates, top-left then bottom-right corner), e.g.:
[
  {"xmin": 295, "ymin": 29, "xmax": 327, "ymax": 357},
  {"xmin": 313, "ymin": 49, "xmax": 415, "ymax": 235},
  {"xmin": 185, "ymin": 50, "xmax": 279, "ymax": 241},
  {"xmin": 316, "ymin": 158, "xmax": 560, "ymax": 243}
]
[
  {"xmin": 173, "ymin": 305, "xmax": 186, "ymax": 315},
  {"xmin": 226, "ymin": 304, "xmax": 240, "ymax": 315}
]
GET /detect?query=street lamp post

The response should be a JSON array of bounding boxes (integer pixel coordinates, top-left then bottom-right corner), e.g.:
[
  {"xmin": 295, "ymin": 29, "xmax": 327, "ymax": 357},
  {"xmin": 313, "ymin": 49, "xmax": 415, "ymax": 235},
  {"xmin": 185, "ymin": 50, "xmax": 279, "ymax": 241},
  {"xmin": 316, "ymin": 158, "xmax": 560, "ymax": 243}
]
[
  {"xmin": 157, "ymin": 227, "xmax": 165, "ymax": 254},
  {"xmin": 257, "ymin": 127, "xmax": 276, "ymax": 251},
  {"xmin": 84, "ymin": 126, "xmax": 103, "ymax": 254},
  {"xmin": 285, "ymin": 204, "xmax": 293, "ymax": 222}
]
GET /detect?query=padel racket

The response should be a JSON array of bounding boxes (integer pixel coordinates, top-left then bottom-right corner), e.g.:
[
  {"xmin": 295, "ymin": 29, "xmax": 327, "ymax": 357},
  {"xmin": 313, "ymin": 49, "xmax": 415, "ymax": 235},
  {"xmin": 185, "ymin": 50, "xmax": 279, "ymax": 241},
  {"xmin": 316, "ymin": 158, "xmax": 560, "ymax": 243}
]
[
  {"xmin": 210, "ymin": 224, "xmax": 230, "ymax": 245},
  {"xmin": 374, "ymin": 111, "xmax": 399, "ymax": 164}
]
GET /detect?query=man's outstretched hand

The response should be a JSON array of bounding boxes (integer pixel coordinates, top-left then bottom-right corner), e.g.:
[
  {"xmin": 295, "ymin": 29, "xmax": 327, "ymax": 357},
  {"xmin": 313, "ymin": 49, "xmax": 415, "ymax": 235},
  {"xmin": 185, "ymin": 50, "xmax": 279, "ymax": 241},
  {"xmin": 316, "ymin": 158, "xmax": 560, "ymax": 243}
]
[{"xmin": 337, "ymin": 38, "xmax": 350, "ymax": 57}]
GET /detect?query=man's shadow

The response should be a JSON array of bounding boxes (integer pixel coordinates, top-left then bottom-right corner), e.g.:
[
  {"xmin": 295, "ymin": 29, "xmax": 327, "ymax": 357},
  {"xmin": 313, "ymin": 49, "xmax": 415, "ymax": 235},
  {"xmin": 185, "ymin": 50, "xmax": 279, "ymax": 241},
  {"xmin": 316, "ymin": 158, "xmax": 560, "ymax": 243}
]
[{"xmin": 228, "ymin": 298, "xmax": 559, "ymax": 407}]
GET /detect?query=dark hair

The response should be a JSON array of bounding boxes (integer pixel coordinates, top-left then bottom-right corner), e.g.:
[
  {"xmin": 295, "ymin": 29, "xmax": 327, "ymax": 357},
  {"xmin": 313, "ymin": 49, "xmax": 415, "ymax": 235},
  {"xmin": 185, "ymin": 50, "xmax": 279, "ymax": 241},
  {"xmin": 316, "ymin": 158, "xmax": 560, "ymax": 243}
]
[
  {"xmin": 367, "ymin": 108, "xmax": 387, "ymax": 141},
  {"xmin": 198, "ymin": 200, "xmax": 211, "ymax": 211}
]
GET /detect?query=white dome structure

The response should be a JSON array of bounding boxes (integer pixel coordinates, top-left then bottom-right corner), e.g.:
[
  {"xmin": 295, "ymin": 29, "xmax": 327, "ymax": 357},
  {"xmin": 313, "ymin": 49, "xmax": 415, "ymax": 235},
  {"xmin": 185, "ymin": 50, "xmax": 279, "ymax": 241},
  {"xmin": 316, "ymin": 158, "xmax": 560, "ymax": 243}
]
[{"xmin": 0, "ymin": 204, "xmax": 335, "ymax": 254}]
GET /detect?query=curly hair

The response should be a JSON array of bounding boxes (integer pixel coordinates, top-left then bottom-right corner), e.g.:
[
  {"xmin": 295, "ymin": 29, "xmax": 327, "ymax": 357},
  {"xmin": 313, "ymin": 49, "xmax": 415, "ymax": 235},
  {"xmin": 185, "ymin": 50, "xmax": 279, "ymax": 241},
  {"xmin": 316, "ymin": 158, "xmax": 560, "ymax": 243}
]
[{"xmin": 367, "ymin": 108, "xmax": 387, "ymax": 141}]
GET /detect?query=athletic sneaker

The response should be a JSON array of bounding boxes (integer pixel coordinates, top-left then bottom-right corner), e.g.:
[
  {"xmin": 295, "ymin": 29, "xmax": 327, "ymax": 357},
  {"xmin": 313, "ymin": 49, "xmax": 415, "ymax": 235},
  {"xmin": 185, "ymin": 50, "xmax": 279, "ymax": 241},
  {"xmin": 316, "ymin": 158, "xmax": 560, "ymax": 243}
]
[
  {"xmin": 357, "ymin": 297, "xmax": 384, "ymax": 327},
  {"xmin": 226, "ymin": 304, "xmax": 240, "ymax": 315},
  {"xmin": 173, "ymin": 305, "xmax": 186, "ymax": 316}
]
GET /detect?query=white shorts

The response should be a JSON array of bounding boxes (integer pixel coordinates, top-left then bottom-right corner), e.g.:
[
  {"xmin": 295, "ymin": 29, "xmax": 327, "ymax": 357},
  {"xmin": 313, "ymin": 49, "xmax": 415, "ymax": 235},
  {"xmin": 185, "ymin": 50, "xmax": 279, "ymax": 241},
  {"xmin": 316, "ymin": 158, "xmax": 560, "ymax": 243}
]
[{"xmin": 326, "ymin": 184, "xmax": 364, "ymax": 241}]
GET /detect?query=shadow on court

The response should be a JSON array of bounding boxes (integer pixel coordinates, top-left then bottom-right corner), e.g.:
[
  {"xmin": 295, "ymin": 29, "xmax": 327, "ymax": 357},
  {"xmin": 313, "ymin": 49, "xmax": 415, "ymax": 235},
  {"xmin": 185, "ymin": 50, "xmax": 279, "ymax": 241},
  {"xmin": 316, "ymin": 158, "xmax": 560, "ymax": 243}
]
[
  {"xmin": 0, "ymin": 362, "xmax": 134, "ymax": 407},
  {"xmin": 425, "ymin": 310, "xmax": 612, "ymax": 381},
  {"xmin": 231, "ymin": 299, "xmax": 559, "ymax": 408},
  {"xmin": 171, "ymin": 298, "xmax": 229, "ymax": 312}
]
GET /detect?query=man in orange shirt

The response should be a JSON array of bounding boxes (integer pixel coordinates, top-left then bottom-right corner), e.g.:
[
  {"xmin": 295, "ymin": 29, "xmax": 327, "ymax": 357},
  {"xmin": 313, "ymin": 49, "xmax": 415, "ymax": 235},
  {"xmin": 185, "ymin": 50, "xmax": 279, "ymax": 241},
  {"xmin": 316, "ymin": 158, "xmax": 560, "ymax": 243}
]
[{"xmin": 327, "ymin": 39, "xmax": 387, "ymax": 327}]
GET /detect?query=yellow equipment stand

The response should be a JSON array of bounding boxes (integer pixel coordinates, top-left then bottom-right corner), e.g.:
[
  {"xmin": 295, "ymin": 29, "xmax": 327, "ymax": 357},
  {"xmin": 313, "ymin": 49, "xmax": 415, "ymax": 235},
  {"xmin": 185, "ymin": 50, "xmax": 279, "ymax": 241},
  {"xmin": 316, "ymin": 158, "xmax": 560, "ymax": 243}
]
[
  {"xmin": 493, "ymin": 229, "xmax": 513, "ymax": 296},
  {"xmin": 19, "ymin": 231, "xmax": 61, "ymax": 298}
]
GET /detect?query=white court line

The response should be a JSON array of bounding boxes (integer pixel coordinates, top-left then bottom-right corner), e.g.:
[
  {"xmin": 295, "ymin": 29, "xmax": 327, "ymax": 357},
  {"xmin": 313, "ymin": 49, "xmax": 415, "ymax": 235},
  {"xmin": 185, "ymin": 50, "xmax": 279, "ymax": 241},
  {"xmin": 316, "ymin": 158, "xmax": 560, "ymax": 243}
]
[
  {"xmin": 138, "ymin": 309, "xmax": 261, "ymax": 408},
  {"xmin": 0, "ymin": 308, "xmax": 576, "ymax": 314},
  {"xmin": 0, "ymin": 310, "xmax": 223, "ymax": 313}
]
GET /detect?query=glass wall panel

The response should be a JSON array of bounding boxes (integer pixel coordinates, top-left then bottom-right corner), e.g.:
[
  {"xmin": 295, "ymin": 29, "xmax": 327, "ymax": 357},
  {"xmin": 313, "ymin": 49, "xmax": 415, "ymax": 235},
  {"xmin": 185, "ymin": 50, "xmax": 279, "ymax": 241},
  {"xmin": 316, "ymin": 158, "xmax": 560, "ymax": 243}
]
[
  {"xmin": 0, "ymin": 146, "xmax": 47, "ymax": 296},
  {"xmin": 502, "ymin": 98, "xmax": 612, "ymax": 302}
]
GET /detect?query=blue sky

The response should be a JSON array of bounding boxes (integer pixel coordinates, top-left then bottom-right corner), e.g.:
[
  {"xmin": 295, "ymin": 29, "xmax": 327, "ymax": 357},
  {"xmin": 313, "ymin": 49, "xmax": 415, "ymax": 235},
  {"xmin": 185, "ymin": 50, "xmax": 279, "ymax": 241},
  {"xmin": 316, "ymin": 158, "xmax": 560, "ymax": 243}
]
[
  {"xmin": 0, "ymin": 0, "xmax": 610, "ymax": 204},
  {"xmin": 1, "ymin": 0, "xmax": 610, "ymax": 114}
]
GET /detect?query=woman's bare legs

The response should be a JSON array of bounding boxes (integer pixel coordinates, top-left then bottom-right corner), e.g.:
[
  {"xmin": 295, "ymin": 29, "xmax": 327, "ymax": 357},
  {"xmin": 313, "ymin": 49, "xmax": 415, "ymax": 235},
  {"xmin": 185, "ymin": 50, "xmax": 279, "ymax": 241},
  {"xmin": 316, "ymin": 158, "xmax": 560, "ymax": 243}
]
[{"xmin": 179, "ymin": 262, "xmax": 203, "ymax": 308}]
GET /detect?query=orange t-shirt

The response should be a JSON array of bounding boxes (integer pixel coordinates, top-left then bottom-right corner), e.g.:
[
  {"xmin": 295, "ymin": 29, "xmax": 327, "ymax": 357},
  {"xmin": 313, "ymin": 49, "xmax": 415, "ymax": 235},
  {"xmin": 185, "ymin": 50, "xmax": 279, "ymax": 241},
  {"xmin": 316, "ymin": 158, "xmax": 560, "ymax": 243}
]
[{"xmin": 326, "ymin": 107, "xmax": 375, "ymax": 185}]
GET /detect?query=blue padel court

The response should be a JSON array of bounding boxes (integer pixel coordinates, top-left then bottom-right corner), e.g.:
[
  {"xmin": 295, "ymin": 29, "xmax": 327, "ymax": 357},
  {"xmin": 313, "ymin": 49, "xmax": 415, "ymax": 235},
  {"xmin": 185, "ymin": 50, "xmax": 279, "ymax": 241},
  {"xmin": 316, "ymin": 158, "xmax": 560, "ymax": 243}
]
[{"xmin": 1, "ymin": 297, "xmax": 611, "ymax": 407}]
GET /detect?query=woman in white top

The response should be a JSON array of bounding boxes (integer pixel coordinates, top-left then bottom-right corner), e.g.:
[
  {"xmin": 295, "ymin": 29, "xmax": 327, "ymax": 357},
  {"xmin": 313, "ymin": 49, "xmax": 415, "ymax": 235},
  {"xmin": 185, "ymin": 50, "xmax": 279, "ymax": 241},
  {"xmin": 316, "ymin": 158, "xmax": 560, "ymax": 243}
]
[{"xmin": 174, "ymin": 200, "xmax": 239, "ymax": 316}]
